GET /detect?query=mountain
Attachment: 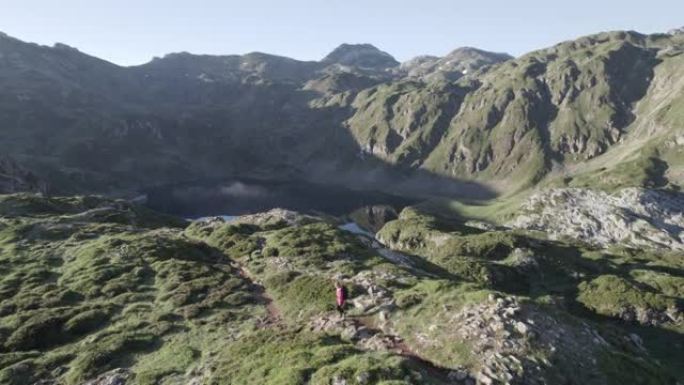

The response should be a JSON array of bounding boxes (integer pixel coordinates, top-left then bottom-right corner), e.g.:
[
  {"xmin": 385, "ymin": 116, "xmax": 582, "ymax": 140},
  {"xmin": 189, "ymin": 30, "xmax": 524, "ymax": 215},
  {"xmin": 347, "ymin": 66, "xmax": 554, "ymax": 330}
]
[
  {"xmin": 0, "ymin": 156, "xmax": 44, "ymax": 193},
  {"xmin": 349, "ymin": 31, "xmax": 684, "ymax": 191},
  {"xmin": 1, "ymin": 30, "xmax": 683, "ymax": 197},
  {"xmin": 322, "ymin": 43, "xmax": 400, "ymax": 70},
  {"xmin": 398, "ymin": 47, "xmax": 513, "ymax": 81},
  {"xmin": 1, "ymin": 28, "xmax": 684, "ymax": 385}
]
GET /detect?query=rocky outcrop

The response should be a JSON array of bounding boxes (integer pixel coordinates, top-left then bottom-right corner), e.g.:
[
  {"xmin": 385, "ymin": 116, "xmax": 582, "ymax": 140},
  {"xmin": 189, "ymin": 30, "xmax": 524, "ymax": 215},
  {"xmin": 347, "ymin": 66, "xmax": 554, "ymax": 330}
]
[
  {"xmin": 414, "ymin": 294, "xmax": 612, "ymax": 384},
  {"xmin": 230, "ymin": 208, "xmax": 319, "ymax": 227},
  {"xmin": 348, "ymin": 204, "xmax": 398, "ymax": 233},
  {"xmin": 80, "ymin": 369, "xmax": 131, "ymax": 385},
  {"xmin": 668, "ymin": 27, "xmax": 684, "ymax": 35},
  {"xmin": 398, "ymin": 47, "xmax": 512, "ymax": 81},
  {"xmin": 322, "ymin": 43, "xmax": 399, "ymax": 71},
  {"xmin": 510, "ymin": 188, "xmax": 684, "ymax": 250},
  {"xmin": 0, "ymin": 157, "xmax": 45, "ymax": 194}
]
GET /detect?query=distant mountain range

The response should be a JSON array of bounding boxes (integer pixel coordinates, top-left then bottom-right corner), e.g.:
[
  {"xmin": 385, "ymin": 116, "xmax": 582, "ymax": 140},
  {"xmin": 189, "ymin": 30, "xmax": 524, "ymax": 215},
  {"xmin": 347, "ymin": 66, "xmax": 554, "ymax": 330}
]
[{"xmin": 0, "ymin": 29, "xmax": 683, "ymax": 196}]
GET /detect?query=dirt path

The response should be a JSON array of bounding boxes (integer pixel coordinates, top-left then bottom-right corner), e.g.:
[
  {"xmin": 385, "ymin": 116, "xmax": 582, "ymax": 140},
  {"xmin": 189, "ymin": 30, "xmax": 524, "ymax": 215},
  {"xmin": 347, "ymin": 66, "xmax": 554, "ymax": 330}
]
[
  {"xmin": 234, "ymin": 263, "xmax": 282, "ymax": 325},
  {"xmin": 355, "ymin": 317, "xmax": 454, "ymax": 382},
  {"xmin": 310, "ymin": 313, "xmax": 454, "ymax": 382}
]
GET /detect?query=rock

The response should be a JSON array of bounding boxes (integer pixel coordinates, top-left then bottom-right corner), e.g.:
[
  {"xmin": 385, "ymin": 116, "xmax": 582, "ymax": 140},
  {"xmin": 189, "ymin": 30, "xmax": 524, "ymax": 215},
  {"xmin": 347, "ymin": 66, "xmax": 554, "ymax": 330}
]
[
  {"xmin": 503, "ymin": 307, "xmax": 519, "ymax": 318},
  {"xmin": 464, "ymin": 220, "xmax": 497, "ymax": 231},
  {"xmin": 515, "ymin": 321, "xmax": 529, "ymax": 335},
  {"xmin": 323, "ymin": 43, "xmax": 399, "ymax": 70},
  {"xmin": 477, "ymin": 372, "xmax": 494, "ymax": 385},
  {"xmin": 348, "ymin": 205, "xmax": 398, "ymax": 233},
  {"xmin": 81, "ymin": 368, "xmax": 131, "ymax": 385},
  {"xmin": 629, "ymin": 333, "xmax": 644, "ymax": 349},
  {"xmin": 506, "ymin": 248, "xmax": 539, "ymax": 271},
  {"xmin": 510, "ymin": 188, "xmax": 684, "ymax": 250},
  {"xmin": 448, "ymin": 369, "xmax": 469, "ymax": 381},
  {"xmin": 356, "ymin": 371, "xmax": 370, "ymax": 384},
  {"xmin": 233, "ymin": 208, "xmax": 318, "ymax": 227},
  {"xmin": 668, "ymin": 27, "xmax": 684, "ymax": 35}
]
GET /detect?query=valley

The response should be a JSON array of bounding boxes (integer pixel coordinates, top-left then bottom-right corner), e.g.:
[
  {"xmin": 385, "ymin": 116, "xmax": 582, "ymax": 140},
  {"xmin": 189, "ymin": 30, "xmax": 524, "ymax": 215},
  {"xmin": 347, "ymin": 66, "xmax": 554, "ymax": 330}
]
[{"xmin": 0, "ymin": 26, "xmax": 683, "ymax": 385}]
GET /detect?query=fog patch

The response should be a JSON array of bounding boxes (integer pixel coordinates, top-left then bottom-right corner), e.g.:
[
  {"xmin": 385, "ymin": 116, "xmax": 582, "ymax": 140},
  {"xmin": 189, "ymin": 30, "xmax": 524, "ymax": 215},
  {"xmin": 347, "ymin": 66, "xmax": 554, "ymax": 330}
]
[{"xmin": 220, "ymin": 182, "xmax": 268, "ymax": 198}]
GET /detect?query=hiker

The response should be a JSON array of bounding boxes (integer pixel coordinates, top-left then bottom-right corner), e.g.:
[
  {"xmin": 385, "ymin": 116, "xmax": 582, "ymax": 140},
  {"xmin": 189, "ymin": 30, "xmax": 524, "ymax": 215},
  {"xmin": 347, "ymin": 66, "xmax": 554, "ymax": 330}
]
[{"xmin": 335, "ymin": 281, "xmax": 348, "ymax": 318}]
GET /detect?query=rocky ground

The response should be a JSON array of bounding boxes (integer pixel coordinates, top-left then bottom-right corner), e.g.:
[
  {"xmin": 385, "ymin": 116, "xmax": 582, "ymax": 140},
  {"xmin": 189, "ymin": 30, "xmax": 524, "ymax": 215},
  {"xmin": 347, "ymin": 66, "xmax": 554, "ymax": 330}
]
[
  {"xmin": 0, "ymin": 193, "xmax": 682, "ymax": 385},
  {"xmin": 510, "ymin": 188, "xmax": 684, "ymax": 250}
]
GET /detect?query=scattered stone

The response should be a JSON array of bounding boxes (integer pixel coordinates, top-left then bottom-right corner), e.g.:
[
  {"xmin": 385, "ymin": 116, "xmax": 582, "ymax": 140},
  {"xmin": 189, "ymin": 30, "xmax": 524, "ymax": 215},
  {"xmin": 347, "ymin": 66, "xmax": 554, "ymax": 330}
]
[
  {"xmin": 629, "ymin": 333, "xmax": 645, "ymax": 350},
  {"xmin": 410, "ymin": 295, "xmax": 616, "ymax": 384},
  {"xmin": 464, "ymin": 220, "xmax": 497, "ymax": 231},
  {"xmin": 515, "ymin": 321, "xmax": 529, "ymax": 335},
  {"xmin": 510, "ymin": 188, "xmax": 684, "ymax": 250},
  {"xmin": 81, "ymin": 368, "xmax": 131, "ymax": 385},
  {"xmin": 233, "ymin": 208, "xmax": 318, "ymax": 227},
  {"xmin": 448, "ymin": 369, "xmax": 469, "ymax": 381}
]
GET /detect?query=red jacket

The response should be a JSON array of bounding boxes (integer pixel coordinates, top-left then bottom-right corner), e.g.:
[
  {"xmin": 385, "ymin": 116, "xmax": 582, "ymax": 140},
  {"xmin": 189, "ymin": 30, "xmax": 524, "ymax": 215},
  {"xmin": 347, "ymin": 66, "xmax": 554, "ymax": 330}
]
[{"xmin": 336, "ymin": 286, "xmax": 347, "ymax": 306}]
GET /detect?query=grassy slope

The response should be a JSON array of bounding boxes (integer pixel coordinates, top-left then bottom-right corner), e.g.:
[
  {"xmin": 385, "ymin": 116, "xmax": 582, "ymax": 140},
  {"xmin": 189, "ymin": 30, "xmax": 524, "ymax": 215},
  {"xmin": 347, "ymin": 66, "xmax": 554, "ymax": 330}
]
[
  {"xmin": 376, "ymin": 207, "xmax": 684, "ymax": 380},
  {"xmin": 0, "ymin": 195, "xmax": 446, "ymax": 385},
  {"xmin": 1, "ymin": 194, "xmax": 682, "ymax": 384}
]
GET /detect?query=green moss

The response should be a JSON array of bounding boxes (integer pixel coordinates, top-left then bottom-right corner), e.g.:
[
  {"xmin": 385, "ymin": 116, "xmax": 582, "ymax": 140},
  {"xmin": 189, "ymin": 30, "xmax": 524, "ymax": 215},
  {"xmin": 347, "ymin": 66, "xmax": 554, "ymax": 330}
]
[
  {"xmin": 266, "ymin": 274, "xmax": 335, "ymax": 321},
  {"xmin": 393, "ymin": 281, "xmax": 488, "ymax": 369},
  {"xmin": 65, "ymin": 331, "xmax": 160, "ymax": 384},
  {"xmin": 210, "ymin": 329, "xmax": 423, "ymax": 385},
  {"xmin": 2, "ymin": 192, "xmax": 683, "ymax": 383},
  {"xmin": 0, "ymin": 194, "xmax": 105, "ymax": 218},
  {"xmin": 4, "ymin": 310, "xmax": 74, "ymax": 351},
  {"xmin": 598, "ymin": 350, "xmax": 674, "ymax": 385},
  {"xmin": 577, "ymin": 275, "xmax": 678, "ymax": 319},
  {"xmin": 568, "ymin": 151, "xmax": 669, "ymax": 191},
  {"xmin": 378, "ymin": 211, "xmax": 528, "ymax": 292},
  {"xmin": 309, "ymin": 353, "xmax": 415, "ymax": 385},
  {"xmin": 0, "ymin": 194, "xmax": 262, "ymax": 384},
  {"xmin": 266, "ymin": 222, "xmax": 369, "ymax": 266},
  {"xmin": 63, "ymin": 308, "xmax": 112, "ymax": 335},
  {"xmin": 135, "ymin": 341, "xmax": 199, "ymax": 385},
  {"xmin": 186, "ymin": 222, "xmax": 261, "ymax": 257}
]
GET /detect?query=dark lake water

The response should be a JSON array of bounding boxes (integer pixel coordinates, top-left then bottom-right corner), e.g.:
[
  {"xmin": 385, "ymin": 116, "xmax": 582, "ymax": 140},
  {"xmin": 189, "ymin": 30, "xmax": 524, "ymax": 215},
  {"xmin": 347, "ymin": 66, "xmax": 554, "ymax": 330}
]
[{"xmin": 144, "ymin": 178, "xmax": 416, "ymax": 219}]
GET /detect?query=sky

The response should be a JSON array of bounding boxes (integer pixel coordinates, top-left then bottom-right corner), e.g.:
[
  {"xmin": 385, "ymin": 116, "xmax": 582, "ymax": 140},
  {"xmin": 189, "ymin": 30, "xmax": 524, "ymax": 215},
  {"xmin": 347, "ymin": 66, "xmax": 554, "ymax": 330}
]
[{"xmin": 1, "ymin": 0, "xmax": 682, "ymax": 66}]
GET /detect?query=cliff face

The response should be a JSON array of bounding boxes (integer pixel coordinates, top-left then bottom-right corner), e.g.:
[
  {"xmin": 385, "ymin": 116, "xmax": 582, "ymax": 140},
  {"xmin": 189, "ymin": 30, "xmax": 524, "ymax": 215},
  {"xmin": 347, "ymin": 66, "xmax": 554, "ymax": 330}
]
[{"xmin": 0, "ymin": 157, "xmax": 44, "ymax": 194}]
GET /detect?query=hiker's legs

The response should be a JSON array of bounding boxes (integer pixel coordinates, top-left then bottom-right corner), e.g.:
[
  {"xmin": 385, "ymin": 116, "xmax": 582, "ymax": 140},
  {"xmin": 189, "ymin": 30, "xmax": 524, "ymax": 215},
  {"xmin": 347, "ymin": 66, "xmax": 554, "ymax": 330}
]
[{"xmin": 337, "ymin": 304, "xmax": 346, "ymax": 319}]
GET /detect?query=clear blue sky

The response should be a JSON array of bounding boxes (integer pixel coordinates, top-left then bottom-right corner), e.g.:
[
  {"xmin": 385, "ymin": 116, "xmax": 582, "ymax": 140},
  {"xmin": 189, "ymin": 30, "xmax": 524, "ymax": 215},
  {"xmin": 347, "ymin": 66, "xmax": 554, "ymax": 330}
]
[{"xmin": 1, "ymin": 0, "xmax": 682, "ymax": 66}]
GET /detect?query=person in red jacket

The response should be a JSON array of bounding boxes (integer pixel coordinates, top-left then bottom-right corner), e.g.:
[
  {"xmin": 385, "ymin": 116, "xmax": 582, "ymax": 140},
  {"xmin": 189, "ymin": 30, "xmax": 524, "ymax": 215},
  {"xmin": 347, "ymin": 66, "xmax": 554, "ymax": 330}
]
[{"xmin": 335, "ymin": 281, "xmax": 348, "ymax": 319}]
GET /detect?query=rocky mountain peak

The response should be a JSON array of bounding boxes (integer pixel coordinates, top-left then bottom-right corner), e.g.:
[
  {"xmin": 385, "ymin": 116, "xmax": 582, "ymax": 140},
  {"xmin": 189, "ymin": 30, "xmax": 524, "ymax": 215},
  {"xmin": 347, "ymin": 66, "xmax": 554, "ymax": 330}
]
[
  {"xmin": 444, "ymin": 46, "xmax": 512, "ymax": 62},
  {"xmin": 399, "ymin": 46, "xmax": 512, "ymax": 80},
  {"xmin": 322, "ymin": 43, "xmax": 399, "ymax": 70},
  {"xmin": 668, "ymin": 26, "xmax": 684, "ymax": 35},
  {"xmin": 52, "ymin": 42, "xmax": 80, "ymax": 52}
]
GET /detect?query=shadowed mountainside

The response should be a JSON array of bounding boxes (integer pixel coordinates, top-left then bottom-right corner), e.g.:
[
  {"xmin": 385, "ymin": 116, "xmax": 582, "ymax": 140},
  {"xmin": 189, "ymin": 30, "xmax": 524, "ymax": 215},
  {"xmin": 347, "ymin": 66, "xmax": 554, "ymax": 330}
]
[{"xmin": 2, "ymin": 30, "xmax": 682, "ymax": 197}]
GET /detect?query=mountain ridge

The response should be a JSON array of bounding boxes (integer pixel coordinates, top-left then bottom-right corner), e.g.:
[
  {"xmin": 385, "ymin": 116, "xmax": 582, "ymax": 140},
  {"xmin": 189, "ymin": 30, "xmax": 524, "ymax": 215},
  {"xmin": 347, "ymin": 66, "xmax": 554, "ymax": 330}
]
[
  {"xmin": 0, "ymin": 29, "xmax": 682, "ymax": 197},
  {"xmin": 1, "ymin": 27, "xmax": 684, "ymax": 385}
]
